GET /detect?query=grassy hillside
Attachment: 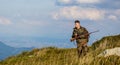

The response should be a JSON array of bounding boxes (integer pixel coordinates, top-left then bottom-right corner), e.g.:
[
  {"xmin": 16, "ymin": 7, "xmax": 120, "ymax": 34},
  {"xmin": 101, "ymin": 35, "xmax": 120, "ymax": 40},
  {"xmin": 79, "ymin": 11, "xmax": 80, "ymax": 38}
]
[
  {"xmin": 0, "ymin": 34, "xmax": 120, "ymax": 65},
  {"xmin": 91, "ymin": 34, "xmax": 120, "ymax": 56}
]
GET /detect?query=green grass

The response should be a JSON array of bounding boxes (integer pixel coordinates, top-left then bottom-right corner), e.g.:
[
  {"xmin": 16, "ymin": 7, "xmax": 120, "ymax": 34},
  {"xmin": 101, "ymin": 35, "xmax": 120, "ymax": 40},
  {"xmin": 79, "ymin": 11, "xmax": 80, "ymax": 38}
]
[{"xmin": 0, "ymin": 34, "xmax": 120, "ymax": 65}]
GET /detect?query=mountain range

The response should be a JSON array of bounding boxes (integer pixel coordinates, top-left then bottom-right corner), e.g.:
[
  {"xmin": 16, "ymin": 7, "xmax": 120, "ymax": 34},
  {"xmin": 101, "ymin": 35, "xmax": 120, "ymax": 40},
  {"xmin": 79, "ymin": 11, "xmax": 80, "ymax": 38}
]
[{"xmin": 0, "ymin": 41, "xmax": 33, "ymax": 60}]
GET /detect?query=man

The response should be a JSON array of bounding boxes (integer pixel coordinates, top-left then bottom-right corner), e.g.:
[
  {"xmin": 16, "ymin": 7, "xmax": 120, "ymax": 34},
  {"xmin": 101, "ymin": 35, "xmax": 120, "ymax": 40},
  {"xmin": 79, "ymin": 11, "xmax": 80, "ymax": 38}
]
[{"xmin": 70, "ymin": 20, "xmax": 89, "ymax": 58}]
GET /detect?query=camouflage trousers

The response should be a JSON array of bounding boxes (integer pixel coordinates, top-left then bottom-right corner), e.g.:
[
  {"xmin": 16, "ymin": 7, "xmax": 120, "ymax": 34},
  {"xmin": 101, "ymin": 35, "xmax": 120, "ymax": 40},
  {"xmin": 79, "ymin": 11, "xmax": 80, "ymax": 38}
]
[{"xmin": 76, "ymin": 40, "xmax": 88, "ymax": 58}]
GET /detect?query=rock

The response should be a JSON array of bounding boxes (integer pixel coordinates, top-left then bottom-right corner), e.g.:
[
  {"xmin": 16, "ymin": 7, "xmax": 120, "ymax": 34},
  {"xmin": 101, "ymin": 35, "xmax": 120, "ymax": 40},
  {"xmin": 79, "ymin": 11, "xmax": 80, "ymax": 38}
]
[
  {"xmin": 98, "ymin": 47, "xmax": 120, "ymax": 57},
  {"xmin": 28, "ymin": 55, "xmax": 34, "ymax": 58}
]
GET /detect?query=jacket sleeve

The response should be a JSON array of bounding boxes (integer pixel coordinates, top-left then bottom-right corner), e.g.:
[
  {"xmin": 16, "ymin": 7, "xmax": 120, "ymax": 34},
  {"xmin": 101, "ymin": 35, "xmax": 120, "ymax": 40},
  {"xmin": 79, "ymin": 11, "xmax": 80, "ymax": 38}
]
[{"xmin": 72, "ymin": 28, "xmax": 77, "ymax": 38}]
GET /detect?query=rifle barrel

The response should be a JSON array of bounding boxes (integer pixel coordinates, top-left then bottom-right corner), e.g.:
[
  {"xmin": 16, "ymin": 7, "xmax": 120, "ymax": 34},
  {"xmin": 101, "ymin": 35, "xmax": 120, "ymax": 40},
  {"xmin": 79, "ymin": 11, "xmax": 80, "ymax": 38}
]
[{"xmin": 89, "ymin": 30, "xmax": 99, "ymax": 34}]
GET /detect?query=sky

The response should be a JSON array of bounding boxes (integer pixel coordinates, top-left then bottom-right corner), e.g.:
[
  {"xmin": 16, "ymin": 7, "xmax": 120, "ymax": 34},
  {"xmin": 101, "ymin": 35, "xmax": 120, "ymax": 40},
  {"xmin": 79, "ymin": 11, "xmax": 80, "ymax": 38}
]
[{"xmin": 0, "ymin": 0, "xmax": 120, "ymax": 48}]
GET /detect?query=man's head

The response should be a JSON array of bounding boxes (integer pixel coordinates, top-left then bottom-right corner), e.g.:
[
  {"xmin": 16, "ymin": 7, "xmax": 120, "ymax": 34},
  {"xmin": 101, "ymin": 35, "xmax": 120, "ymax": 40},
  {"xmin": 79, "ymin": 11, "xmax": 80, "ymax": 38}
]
[{"xmin": 75, "ymin": 20, "xmax": 80, "ymax": 29}]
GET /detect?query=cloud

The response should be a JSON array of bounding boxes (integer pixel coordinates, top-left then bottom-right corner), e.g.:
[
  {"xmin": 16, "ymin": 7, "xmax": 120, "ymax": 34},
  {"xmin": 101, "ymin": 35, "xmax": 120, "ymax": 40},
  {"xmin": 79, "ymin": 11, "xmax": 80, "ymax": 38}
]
[
  {"xmin": 107, "ymin": 9, "xmax": 120, "ymax": 21},
  {"xmin": 108, "ymin": 15, "xmax": 117, "ymax": 21},
  {"xmin": 56, "ymin": 0, "xmax": 120, "ymax": 9},
  {"xmin": 100, "ymin": 0, "xmax": 120, "ymax": 9},
  {"xmin": 0, "ymin": 17, "xmax": 12, "ymax": 25},
  {"xmin": 57, "ymin": 0, "xmax": 100, "ymax": 5},
  {"xmin": 58, "ymin": 0, "xmax": 72, "ymax": 4},
  {"xmin": 115, "ymin": 9, "xmax": 120, "ymax": 16},
  {"xmin": 52, "ymin": 6, "xmax": 105, "ymax": 21},
  {"xmin": 77, "ymin": 0, "xmax": 100, "ymax": 4}
]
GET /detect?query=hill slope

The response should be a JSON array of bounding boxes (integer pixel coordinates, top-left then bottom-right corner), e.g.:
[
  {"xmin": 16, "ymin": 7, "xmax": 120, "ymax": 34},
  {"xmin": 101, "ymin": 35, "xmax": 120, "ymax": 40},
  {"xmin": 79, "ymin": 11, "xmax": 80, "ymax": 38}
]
[{"xmin": 0, "ymin": 34, "xmax": 120, "ymax": 65}]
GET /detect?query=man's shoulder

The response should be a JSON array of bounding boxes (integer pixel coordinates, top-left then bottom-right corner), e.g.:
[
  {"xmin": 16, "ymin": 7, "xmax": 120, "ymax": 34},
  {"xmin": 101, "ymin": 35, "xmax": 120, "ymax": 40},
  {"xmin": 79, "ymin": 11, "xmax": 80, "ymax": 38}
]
[
  {"xmin": 73, "ymin": 27, "xmax": 77, "ymax": 30},
  {"xmin": 81, "ymin": 26, "xmax": 86, "ymax": 30}
]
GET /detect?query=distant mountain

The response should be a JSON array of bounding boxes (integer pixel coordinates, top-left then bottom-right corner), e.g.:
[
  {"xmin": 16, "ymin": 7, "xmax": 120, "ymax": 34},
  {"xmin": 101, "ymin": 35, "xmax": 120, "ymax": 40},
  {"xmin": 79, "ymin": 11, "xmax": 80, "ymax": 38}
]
[{"xmin": 0, "ymin": 41, "xmax": 33, "ymax": 60}]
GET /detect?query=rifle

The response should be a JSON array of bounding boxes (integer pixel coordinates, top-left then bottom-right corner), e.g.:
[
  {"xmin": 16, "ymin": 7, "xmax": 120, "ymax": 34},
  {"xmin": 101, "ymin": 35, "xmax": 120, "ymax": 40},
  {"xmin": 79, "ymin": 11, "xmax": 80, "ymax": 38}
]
[{"xmin": 71, "ymin": 30, "xmax": 99, "ymax": 42}]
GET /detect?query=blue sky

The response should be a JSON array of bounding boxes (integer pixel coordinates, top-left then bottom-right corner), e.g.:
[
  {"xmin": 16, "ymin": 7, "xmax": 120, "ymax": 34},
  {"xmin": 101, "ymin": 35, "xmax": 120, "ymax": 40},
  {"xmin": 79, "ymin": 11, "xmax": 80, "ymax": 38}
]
[{"xmin": 0, "ymin": 0, "xmax": 120, "ymax": 48}]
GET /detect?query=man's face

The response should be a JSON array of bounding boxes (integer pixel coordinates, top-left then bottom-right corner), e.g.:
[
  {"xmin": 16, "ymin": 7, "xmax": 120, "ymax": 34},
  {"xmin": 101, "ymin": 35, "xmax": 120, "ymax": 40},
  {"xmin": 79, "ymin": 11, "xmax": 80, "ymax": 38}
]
[{"xmin": 75, "ymin": 23, "xmax": 80, "ymax": 28}]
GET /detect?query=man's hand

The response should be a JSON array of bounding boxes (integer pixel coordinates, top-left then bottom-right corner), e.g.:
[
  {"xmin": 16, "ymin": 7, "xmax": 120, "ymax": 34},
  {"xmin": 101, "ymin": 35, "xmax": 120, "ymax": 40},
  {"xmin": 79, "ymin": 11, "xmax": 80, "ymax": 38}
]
[{"xmin": 70, "ymin": 38, "xmax": 75, "ymax": 42}]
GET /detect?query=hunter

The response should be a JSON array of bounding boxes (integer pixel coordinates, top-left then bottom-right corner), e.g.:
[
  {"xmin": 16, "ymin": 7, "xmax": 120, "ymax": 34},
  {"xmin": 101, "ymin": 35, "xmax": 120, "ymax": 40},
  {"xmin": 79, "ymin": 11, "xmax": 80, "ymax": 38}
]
[{"xmin": 70, "ymin": 20, "xmax": 89, "ymax": 58}]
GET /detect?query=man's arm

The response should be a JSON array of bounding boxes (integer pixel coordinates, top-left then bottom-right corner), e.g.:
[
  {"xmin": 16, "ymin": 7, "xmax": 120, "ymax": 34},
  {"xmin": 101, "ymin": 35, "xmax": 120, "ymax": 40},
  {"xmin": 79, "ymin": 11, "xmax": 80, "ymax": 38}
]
[{"xmin": 70, "ymin": 28, "xmax": 77, "ymax": 42}]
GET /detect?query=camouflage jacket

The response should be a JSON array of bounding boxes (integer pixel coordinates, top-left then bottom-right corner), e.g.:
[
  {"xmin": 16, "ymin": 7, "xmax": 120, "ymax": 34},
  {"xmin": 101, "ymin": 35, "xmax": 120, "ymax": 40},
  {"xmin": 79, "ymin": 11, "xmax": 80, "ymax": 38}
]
[{"xmin": 72, "ymin": 26, "xmax": 89, "ymax": 42}]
